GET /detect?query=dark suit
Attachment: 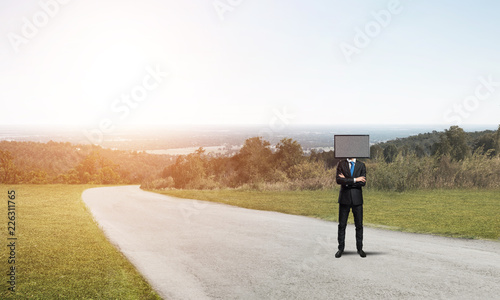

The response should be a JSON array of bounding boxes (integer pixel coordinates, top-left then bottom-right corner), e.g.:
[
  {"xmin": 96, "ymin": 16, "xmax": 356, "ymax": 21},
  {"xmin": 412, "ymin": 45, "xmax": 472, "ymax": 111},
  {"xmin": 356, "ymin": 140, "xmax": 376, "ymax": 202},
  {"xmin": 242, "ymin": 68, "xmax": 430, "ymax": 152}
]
[{"xmin": 336, "ymin": 159, "xmax": 366, "ymax": 251}]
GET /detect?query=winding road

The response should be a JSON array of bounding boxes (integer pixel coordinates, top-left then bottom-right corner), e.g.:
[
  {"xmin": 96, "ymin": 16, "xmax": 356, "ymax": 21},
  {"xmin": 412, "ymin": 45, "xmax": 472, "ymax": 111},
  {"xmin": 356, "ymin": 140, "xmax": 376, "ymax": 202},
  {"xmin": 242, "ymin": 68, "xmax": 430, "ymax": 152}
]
[{"xmin": 82, "ymin": 186, "xmax": 500, "ymax": 299}]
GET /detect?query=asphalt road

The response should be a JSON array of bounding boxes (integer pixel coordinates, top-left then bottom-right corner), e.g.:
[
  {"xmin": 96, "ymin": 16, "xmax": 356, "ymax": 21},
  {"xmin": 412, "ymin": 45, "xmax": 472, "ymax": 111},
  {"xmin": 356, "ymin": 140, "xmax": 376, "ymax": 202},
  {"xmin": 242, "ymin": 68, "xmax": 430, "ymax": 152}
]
[{"xmin": 82, "ymin": 186, "xmax": 500, "ymax": 300}]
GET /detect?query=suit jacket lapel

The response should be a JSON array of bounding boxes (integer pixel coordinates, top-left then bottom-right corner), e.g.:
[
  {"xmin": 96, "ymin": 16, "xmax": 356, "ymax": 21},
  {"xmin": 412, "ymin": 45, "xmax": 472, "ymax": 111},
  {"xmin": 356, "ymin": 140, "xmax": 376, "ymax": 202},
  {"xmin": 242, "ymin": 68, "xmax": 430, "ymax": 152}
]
[{"xmin": 345, "ymin": 160, "xmax": 353, "ymax": 178}]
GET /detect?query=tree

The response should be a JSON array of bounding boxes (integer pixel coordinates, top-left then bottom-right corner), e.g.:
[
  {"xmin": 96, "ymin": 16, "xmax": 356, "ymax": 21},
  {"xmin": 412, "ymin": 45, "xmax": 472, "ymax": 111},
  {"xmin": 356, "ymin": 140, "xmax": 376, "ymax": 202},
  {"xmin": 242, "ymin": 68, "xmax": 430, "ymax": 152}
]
[
  {"xmin": 234, "ymin": 137, "xmax": 273, "ymax": 183},
  {"xmin": 400, "ymin": 145, "xmax": 410, "ymax": 157},
  {"xmin": 433, "ymin": 126, "xmax": 471, "ymax": 161},
  {"xmin": 473, "ymin": 133, "xmax": 496, "ymax": 156},
  {"xmin": 432, "ymin": 133, "xmax": 451, "ymax": 157},
  {"xmin": 445, "ymin": 126, "xmax": 470, "ymax": 161},
  {"xmin": 168, "ymin": 148, "xmax": 207, "ymax": 188},
  {"xmin": 72, "ymin": 151, "xmax": 122, "ymax": 183},
  {"xmin": 26, "ymin": 170, "xmax": 49, "ymax": 184},
  {"xmin": 370, "ymin": 145, "xmax": 383, "ymax": 161},
  {"xmin": 98, "ymin": 167, "xmax": 121, "ymax": 184},
  {"xmin": 275, "ymin": 138, "xmax": 303, "ymax": 176},
  {"xmin": 415, "ymin": 144, "xmax": 426, "ymax": 158},
  {"xmin": 383, "ymin": 145, "xmax": 398, "ymax": 163},
  {"xmin": 0, "ymin": 150, "xmax": 19, "ymax": 184}
]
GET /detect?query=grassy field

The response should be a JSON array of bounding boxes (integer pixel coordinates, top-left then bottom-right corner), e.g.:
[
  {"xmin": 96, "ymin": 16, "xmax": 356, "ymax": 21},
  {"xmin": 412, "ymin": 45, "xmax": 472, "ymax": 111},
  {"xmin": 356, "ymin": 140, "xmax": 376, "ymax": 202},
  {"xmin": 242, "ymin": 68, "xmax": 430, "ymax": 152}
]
[
  {"xmin": 157, "ymin": 188, "xmax": 500, "ymax": 240},
  {"xmin": 0, "ymin": 185, "xmax": 160, "ymax": 299}
]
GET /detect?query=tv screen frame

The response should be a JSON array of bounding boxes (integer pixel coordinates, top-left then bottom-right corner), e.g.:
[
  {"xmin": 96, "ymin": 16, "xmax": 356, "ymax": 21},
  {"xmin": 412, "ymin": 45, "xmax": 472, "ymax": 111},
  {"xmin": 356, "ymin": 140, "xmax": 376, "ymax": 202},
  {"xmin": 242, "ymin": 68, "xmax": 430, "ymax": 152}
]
[{"xmin": 334, "ymin": 135, "xmax": 370, "ymax": 158}]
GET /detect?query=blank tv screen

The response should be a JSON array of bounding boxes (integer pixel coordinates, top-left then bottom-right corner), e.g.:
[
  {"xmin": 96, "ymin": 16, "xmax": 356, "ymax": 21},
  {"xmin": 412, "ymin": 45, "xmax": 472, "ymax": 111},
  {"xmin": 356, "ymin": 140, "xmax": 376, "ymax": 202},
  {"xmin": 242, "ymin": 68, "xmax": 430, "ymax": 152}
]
[{"xmin": 334, "ymin": 135, "xmax": 370, "ymax": 158}]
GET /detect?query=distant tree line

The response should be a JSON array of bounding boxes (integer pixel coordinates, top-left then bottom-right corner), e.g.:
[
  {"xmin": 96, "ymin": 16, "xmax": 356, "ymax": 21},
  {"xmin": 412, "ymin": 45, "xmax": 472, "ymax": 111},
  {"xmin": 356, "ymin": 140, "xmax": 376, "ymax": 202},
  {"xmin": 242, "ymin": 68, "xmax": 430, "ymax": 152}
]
[
  {"xmin": 373, "ymin": 125, "xmax": 500, "ymax": 162},
  {"xmin": 1, "ymin": 125, "xmax": 499, "ymax": 191},
  {"xmin": 364, "ymin": 125, "xmax": 500, "ymax": 191},
  {"xmin": 142, "ymin": 137, "xmax": 335, "ymax": 190},
  {"xmin": 0, "ymin": 141, "xmax": 173, "ymax": 184},
  {"xmin": 141, "ymin": 125, "xmax": 500, "ymax": 191}
]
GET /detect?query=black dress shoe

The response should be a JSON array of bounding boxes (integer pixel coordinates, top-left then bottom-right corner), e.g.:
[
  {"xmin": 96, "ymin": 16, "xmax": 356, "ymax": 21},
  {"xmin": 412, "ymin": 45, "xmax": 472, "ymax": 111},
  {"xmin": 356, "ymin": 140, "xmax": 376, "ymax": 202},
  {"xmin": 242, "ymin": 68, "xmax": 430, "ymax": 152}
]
[
  {"xmin": 357, "ymin": 250, "xmax": 366, "ymax": 258},
  {"xmin": 335, "ymin": 250, "xmax": 343, "ymax": 258}
]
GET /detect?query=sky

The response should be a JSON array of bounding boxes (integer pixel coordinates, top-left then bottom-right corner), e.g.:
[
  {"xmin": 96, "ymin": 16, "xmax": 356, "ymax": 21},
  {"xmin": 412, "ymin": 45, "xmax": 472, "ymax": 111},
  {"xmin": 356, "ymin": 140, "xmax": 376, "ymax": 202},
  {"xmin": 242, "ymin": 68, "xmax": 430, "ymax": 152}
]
[{"xmin": 1, "ymin": 0, "xmax": 499, "ymax": 128}]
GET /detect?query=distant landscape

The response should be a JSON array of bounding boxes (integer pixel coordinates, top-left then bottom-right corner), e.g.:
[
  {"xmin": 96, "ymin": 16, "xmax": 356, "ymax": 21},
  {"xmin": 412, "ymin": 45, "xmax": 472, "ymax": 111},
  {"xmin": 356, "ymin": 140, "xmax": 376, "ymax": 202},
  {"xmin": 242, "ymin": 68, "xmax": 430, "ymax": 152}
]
[
  {"xmin": 1, "ymin": 124, "xmax": 499, "ymax": 191},
  {"xmin": 0, "ymin": 124, "xmax": 494, "ymax": 151}
]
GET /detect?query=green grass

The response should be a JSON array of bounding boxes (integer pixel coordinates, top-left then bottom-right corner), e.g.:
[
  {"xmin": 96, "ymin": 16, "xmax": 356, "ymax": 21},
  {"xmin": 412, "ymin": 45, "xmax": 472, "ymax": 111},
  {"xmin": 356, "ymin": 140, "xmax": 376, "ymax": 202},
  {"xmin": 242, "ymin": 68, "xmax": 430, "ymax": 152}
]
[
  {"xmin": 157, "ymin": 188, "xmax": 500, "ymax": 240},
  {"xmin": 0, "ymin": 185, "xmax": 161, "ymax": 300}
]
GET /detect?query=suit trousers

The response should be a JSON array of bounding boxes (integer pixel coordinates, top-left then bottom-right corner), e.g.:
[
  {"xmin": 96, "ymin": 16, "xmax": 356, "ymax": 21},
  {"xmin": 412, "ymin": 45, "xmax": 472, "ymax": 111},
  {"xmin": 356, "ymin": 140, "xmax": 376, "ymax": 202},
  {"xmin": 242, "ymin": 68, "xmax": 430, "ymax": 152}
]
[{"xmin": 338, "ymin": 203, "xmax": 363, "ymax": 251}]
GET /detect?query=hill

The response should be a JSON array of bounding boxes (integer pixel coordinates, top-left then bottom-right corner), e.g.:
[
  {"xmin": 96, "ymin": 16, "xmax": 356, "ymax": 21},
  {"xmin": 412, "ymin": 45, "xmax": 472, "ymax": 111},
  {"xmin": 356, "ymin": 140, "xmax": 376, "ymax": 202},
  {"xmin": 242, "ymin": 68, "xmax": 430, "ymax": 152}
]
[{"xmin": 374, "ymin": 126, "xmax": 499, "ymax": 158}]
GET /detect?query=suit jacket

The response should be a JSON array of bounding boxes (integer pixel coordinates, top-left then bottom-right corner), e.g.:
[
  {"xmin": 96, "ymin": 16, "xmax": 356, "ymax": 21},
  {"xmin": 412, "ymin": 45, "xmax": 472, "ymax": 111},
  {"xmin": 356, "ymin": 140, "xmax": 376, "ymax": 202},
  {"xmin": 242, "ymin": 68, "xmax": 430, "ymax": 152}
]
[{"xmin": 336, "ymin": 159, "xmax": 366, "ymax": 206}]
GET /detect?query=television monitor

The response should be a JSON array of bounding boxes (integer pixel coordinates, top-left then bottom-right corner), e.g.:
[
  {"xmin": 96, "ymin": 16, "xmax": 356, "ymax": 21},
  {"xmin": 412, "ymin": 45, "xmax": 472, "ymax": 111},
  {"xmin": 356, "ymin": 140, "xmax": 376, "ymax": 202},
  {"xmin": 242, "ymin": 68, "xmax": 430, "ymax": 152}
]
[{"xmin": 334, "ymin": 135, "xmax": 370, "ymax": 158}]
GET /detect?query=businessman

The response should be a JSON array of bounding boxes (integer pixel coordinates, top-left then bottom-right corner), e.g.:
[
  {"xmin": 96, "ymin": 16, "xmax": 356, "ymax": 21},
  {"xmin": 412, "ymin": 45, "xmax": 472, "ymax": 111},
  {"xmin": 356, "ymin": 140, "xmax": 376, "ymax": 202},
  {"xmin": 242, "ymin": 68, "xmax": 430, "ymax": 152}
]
[{"xmin": 335, "ymin": 158, "xmax": 366, "ymax": 258}]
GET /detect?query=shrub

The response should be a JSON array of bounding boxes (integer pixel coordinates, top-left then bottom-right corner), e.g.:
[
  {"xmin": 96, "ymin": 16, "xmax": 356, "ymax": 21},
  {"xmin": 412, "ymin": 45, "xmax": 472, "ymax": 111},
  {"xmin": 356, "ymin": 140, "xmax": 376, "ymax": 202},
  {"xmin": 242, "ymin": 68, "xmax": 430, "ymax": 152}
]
[
  {"xmin": 141, "ymin": 177, "xmax": 175, "ymax": 190},
  {"xmin": 288, "ymin": 161, "xmax": 329, "ymax": 180}
]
